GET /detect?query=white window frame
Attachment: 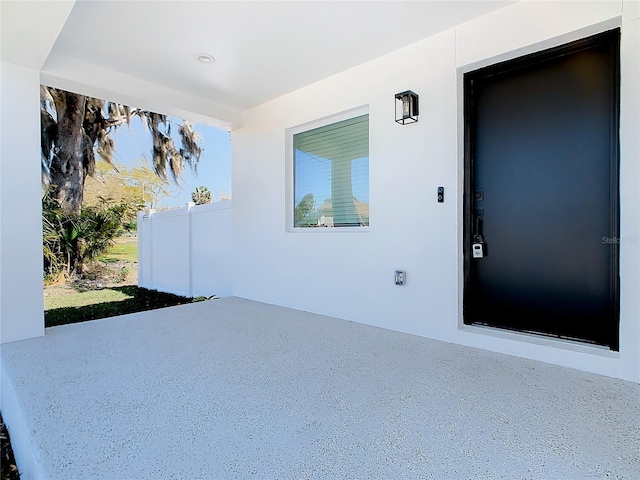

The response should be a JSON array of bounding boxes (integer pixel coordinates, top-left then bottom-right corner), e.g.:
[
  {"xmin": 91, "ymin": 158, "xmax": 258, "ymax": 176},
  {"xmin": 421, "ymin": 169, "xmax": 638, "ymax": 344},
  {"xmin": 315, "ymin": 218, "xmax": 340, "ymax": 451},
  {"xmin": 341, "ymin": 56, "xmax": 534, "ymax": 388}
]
[{"xmin": 285, "ymin": 105, "xmax": 370, "ymax": 233}]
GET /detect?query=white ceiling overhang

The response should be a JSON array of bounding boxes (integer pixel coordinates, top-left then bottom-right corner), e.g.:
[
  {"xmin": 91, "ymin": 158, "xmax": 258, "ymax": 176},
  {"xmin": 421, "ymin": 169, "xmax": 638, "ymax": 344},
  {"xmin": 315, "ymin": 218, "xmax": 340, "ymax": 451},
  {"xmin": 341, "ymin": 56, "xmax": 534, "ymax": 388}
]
[{"xmin": 2, "ymin": 1, "xmax": 515, "ymax": 128}]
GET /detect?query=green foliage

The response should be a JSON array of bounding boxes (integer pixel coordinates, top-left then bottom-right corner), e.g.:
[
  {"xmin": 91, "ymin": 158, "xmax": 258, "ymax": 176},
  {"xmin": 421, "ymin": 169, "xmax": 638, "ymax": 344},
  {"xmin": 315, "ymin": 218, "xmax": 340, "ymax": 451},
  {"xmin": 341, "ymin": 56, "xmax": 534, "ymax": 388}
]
[
  {"xmin": 194, "ymin": 295, "xmax": 219, "ymax": 302},
  {"xmin": 42, "ymin": 189, "xmax": 141, "ymax": 281},
  {"xmin": 294, "ymin": 193, "xmax": 318, "ymax": 226},
  {"xmin": 114, "ymin": 266, "xmax": 130, "ymax": 283},
  {"xmin": 122, "ymin": 221, "xmax": 138, "ymax": 234},
  {"xmin": 84, "ymin": 160, "xmax": 176, "ymax": 211},
  {"xmin": 42, "ymin": 193, "xmax": 75, "ymax": 281},
  {"xmin": 191, "ymin": 185, "xmax": 212, "ymax": 205}
]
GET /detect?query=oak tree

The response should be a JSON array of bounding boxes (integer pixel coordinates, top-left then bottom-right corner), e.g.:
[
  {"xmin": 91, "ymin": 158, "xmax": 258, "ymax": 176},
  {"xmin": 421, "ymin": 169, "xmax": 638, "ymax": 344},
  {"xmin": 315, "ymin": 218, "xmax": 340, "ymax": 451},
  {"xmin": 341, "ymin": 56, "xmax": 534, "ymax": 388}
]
[{"xmin": 41, "ymin": 86, "xmax": 202, "ymax": 215}]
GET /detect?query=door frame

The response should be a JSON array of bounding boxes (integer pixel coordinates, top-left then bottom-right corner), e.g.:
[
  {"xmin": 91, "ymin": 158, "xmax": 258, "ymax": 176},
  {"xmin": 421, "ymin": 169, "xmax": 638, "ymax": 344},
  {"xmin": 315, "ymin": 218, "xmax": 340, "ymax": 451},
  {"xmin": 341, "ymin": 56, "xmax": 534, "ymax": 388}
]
[{"xmin": 462, "ymin": 29, "xmax": 621, "ymax": 350}]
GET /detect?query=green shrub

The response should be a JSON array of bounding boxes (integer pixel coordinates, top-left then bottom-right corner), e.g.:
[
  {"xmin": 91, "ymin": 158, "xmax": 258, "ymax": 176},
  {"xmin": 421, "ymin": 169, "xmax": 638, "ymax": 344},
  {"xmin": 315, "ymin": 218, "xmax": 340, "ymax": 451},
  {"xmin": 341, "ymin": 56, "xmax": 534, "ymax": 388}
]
[
  {"xmin": 114, "ymin": 266, "xmax": 130, "ymax": 283},
  {"xmin": 42, "ymin": 191, "xmax": 140, "ymax": 281}
]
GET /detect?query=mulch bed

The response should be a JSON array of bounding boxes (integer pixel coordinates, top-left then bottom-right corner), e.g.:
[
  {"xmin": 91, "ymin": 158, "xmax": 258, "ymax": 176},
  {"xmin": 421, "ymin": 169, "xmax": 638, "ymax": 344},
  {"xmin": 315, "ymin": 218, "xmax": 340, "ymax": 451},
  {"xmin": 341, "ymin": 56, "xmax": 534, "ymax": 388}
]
[{"xmin": 0, "ymin": 413, "xmax": 19, "ymax": 480}]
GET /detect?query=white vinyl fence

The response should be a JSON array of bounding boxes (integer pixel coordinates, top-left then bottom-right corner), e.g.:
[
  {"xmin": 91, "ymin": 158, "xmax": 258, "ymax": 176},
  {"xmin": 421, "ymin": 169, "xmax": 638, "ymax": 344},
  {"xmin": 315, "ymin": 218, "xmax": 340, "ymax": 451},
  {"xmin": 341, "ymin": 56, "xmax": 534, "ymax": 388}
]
[{"xmin": 137, "ymin": 201, "xmax": 232, "ymax": 298}]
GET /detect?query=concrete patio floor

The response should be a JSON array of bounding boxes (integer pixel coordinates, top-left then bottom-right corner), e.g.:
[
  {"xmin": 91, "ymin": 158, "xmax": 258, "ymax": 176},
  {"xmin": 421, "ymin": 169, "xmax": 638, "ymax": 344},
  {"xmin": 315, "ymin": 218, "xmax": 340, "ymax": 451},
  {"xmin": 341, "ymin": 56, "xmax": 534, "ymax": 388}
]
[{"xmin": 1, "ymin": 297, "xmax": 639, "ymax": 479}]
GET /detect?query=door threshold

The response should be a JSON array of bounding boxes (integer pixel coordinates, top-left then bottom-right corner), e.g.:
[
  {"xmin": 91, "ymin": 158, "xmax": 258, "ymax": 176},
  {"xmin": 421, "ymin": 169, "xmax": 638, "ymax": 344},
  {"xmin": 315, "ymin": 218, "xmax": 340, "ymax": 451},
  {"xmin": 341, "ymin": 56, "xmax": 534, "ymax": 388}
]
[{"xmin": 461, "ymin": 322, "xmax": 619, "ymax": 358}]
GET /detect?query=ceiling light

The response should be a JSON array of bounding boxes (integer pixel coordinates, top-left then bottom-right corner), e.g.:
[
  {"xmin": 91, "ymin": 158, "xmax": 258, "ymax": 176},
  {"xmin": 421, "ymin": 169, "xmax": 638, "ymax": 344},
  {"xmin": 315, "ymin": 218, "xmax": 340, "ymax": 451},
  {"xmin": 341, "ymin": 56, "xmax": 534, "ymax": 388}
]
[{"xmin": 196, "ymin": 53, "xmax": 215, "ymax": 64}]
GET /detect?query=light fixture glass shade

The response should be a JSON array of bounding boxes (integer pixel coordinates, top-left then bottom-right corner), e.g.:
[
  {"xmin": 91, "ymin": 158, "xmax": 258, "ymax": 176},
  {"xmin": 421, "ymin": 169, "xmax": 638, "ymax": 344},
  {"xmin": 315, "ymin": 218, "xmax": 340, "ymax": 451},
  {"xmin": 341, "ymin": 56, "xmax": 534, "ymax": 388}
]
[{"xmin": 395, "ymin": 90, "xmax": 419, "ymax": 124}]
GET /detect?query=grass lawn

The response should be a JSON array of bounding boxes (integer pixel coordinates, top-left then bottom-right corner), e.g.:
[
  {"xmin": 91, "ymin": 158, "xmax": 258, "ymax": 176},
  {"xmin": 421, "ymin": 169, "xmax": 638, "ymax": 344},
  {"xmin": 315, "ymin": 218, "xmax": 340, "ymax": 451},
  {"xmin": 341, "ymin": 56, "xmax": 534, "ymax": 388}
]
[
  {"xmin": 44, "ymin": 286, "xmax": 202, "ymax": 327},
  {"xmin": 99, "ymin": 236, "xmax": 137, "ymax": 263},
  {"xmin": 44, "ymin": 237, "xmax": 214, "ymax": 328},
  {"xmin": 45, "ymin": 287, "xmax": 134, "ymax": 310}
]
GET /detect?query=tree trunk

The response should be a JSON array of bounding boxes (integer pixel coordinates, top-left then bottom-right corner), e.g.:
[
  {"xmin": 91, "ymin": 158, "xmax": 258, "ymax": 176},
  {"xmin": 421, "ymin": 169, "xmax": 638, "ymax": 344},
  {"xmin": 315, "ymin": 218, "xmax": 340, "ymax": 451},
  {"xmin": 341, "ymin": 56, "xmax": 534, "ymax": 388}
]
[{"xmin": 49, "ymin": 90, "xmax": 87, "ymax": 216}]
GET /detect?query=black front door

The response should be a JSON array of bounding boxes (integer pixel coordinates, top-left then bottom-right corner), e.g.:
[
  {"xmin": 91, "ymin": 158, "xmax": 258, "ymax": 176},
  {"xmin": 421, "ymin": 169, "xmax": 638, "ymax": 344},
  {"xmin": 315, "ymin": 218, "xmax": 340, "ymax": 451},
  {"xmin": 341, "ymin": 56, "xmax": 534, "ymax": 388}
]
[{"xmin": 463, "ymin": 29, "xmax": 620, "ymax": 349}]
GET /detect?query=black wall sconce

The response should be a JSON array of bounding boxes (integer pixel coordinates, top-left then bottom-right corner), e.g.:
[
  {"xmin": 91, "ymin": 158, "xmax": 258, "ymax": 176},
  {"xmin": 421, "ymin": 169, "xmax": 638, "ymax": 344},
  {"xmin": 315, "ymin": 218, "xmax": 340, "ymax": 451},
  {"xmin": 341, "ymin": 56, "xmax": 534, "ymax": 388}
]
[{"xmin": 395, "ymin": 90, "xmax": 419, "ymax": 124}]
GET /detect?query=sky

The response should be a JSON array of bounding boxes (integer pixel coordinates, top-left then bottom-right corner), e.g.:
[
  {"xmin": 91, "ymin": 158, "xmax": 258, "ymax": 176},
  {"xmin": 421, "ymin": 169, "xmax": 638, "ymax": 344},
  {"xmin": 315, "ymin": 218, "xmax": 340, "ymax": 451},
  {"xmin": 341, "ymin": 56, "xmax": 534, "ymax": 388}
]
[{"xmin": 109, "ymin": 117, "xmax": 231, "ymax": 209}]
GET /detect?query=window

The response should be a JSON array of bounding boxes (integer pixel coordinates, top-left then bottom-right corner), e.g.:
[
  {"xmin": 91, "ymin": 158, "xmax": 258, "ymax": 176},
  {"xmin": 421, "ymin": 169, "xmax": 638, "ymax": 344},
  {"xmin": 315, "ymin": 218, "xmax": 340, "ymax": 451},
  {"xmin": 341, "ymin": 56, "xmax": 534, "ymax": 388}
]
[{"xmin": 292, "ymin": 113, "xmax": 369, "ymax": 228}]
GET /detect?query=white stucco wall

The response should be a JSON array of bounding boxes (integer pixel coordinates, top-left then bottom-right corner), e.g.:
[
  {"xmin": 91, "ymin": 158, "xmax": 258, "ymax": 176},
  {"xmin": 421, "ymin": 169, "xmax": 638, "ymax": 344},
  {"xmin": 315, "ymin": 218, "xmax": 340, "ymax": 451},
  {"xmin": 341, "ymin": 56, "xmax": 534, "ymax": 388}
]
[
  {"xmin": 0, "ymin": 61, "xmax": 45, "ymax": 344},
  {"xmin": 620, "ymin": 1, "xmax": 640, "ymax": 383},
  {"xmin": 232, "ymin": 1, "xmax": 640, "ymax": 382}
]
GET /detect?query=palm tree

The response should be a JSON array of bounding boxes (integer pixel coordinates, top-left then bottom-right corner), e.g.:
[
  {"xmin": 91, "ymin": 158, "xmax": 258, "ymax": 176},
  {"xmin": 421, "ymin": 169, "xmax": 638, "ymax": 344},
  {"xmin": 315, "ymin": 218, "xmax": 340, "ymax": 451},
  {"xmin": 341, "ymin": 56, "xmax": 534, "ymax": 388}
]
[
  {"xmin": 40, "ymin": 86, "xmax": 202, "ymax": 215},
  {"xmin": 191, "ymin": 186, "xmax": 212, "ymax": 205}
]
